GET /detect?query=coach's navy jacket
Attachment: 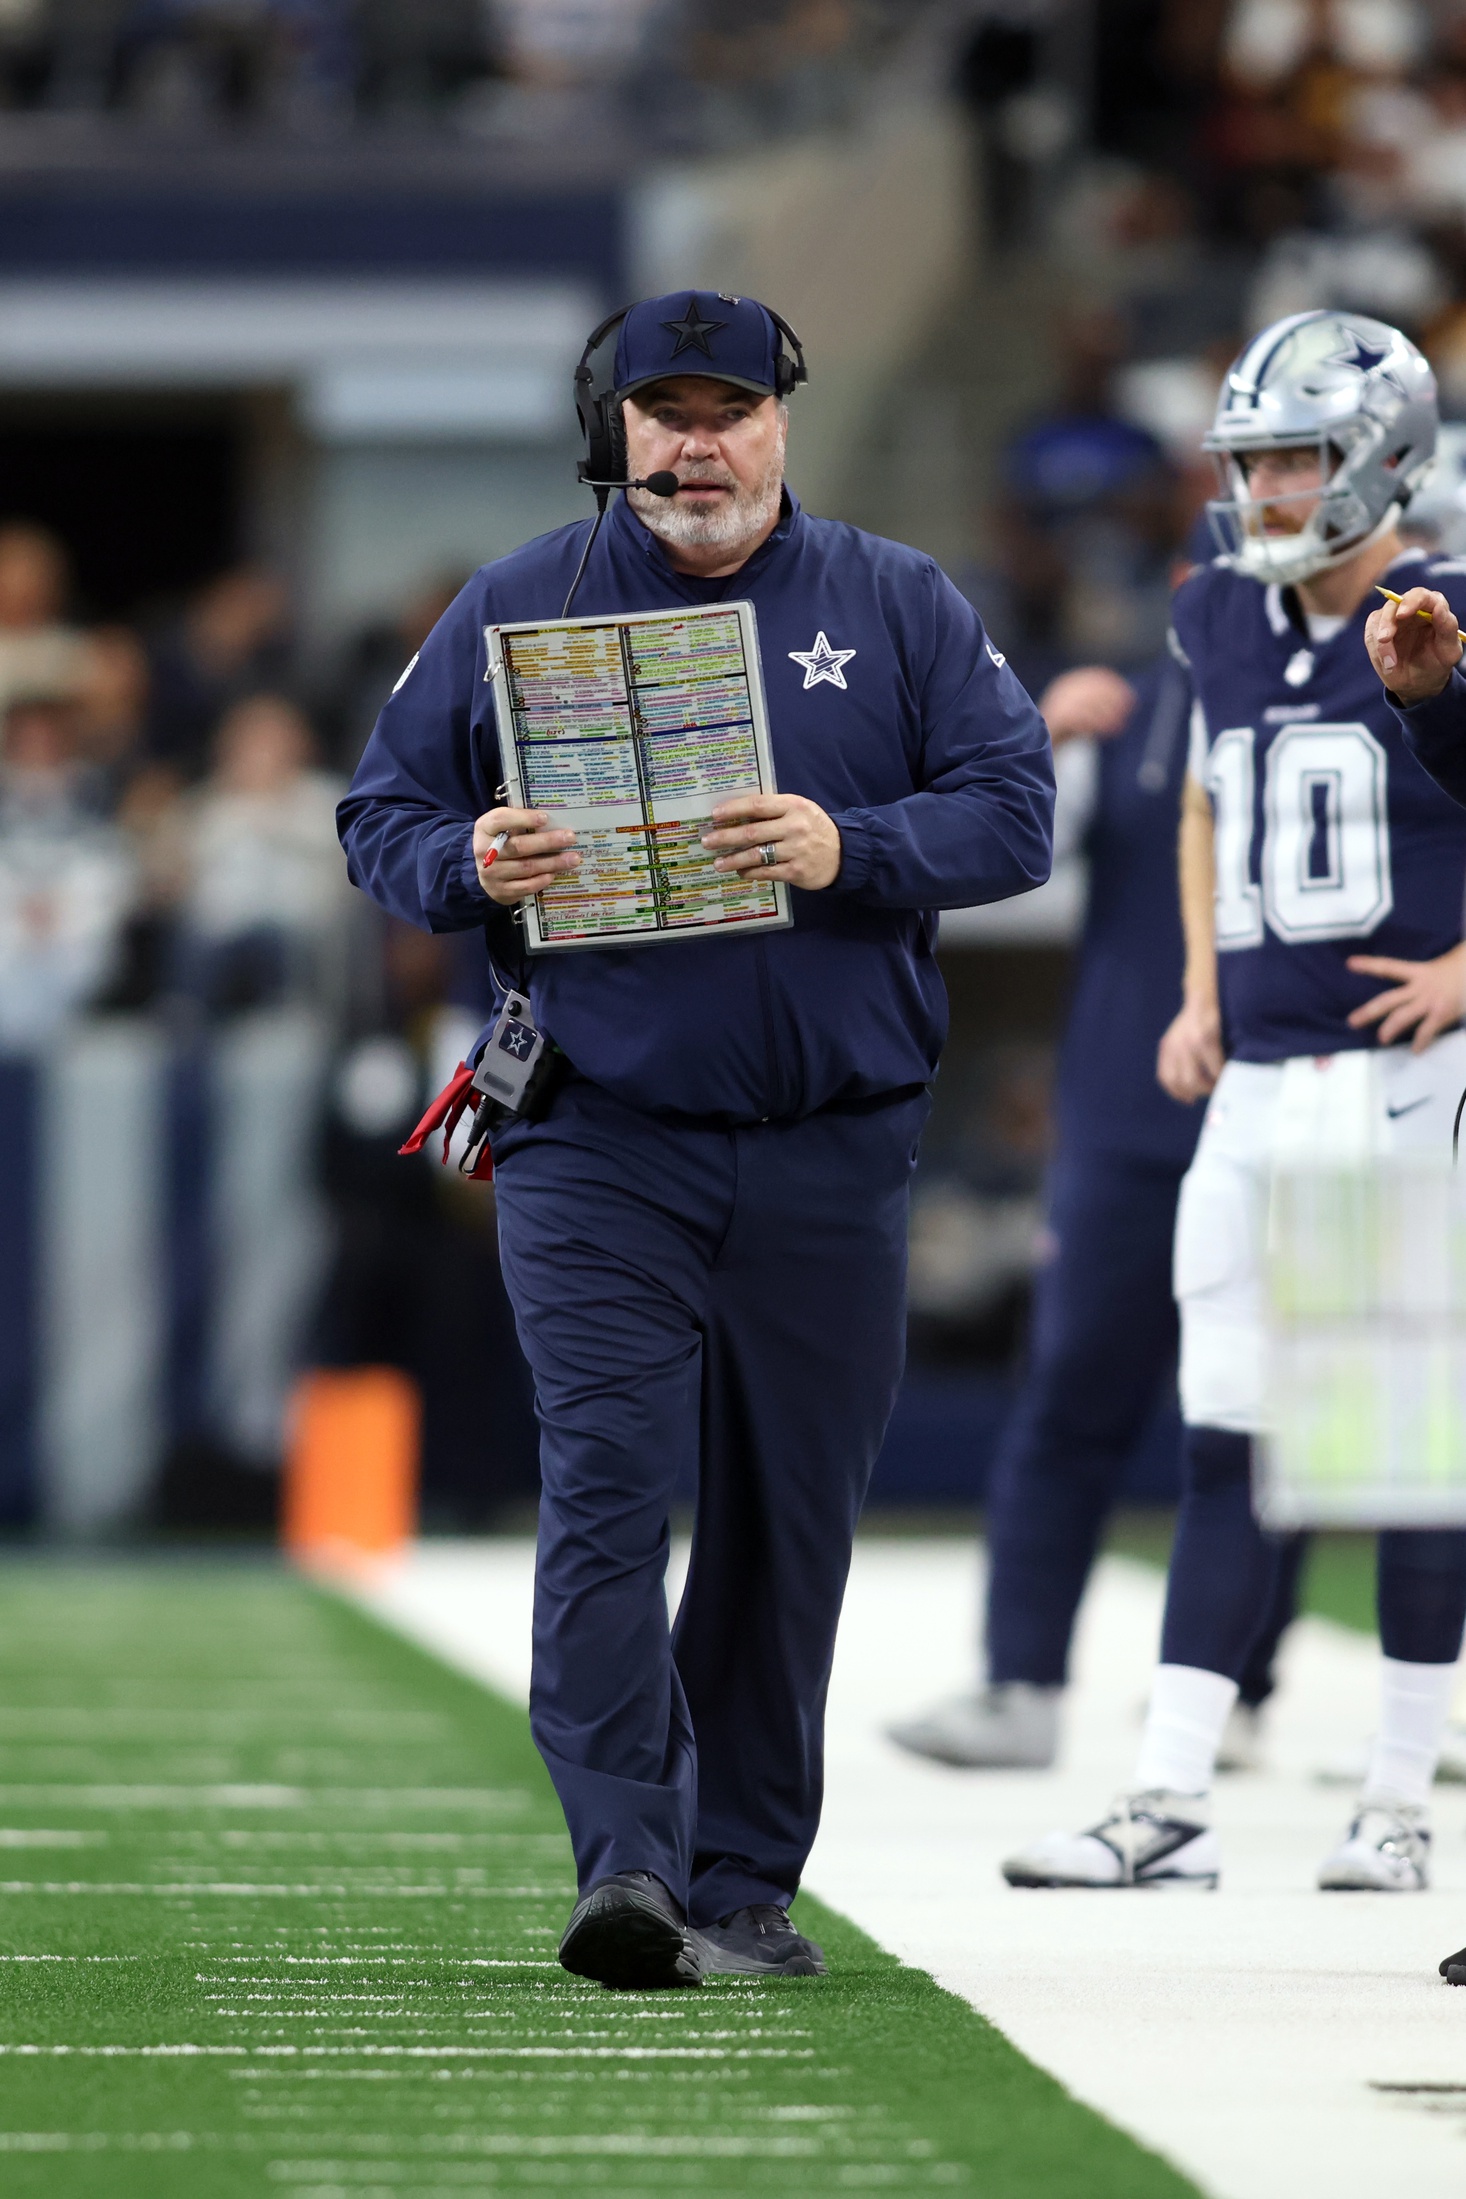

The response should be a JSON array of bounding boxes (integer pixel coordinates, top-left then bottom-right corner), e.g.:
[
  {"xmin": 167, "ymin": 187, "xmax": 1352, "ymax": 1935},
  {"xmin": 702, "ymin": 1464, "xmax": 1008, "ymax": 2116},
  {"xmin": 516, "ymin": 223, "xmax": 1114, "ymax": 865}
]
[{"xmin": 338, "ymin": 492, "xmax": 1054, "ymax": 1123}]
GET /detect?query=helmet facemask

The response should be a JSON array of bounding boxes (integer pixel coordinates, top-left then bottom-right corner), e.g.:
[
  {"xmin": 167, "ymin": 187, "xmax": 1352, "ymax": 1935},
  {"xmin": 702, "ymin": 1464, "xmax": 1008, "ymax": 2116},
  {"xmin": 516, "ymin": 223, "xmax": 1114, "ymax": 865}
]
[{"xmin": 1206, "ymin": 428, "xmax": 1401, "ymax": 587}]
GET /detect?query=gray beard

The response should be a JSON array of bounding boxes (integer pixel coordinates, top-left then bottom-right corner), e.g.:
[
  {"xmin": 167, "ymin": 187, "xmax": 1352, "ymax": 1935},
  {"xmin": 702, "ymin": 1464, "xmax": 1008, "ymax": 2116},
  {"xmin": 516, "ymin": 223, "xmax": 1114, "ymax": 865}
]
[{"xmin": 628, "ymin": 459, "xmax": 784, "ymax": 559}]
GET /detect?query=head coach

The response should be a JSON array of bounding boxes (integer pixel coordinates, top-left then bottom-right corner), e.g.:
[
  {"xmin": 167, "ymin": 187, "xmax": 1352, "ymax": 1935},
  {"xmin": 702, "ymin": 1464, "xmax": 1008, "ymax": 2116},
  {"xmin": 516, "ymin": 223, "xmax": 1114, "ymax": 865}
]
[{"xmin": 338, "ymin": 291, "xmax": 1054, "ymax": 1989}]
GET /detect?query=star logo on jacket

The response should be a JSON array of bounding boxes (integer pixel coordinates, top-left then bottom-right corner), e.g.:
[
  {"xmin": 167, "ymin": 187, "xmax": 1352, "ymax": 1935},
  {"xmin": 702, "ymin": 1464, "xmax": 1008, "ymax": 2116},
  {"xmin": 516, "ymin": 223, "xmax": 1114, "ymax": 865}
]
[
  {"xmin": 788, "ymin": 631, "xmax": 857, "ymax": 690},
  {"xmin": 660, "ymin": 298, "xmax": 727, "ymax": 357}
]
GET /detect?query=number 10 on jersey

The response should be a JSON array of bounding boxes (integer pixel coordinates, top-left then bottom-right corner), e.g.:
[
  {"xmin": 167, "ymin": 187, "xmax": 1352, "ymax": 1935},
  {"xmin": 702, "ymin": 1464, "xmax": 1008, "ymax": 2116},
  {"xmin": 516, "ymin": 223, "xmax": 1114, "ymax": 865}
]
[{"xmin": 1207, "ymin": 720, "xmax": 1392, "ymax": 947}]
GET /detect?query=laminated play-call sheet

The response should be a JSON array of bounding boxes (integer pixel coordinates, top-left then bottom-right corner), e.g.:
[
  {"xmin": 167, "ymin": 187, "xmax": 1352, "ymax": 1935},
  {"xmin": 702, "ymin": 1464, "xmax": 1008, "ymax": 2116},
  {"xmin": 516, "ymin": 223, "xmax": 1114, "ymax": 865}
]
[{"xmin": 485, "ymin": 600, "xmax": 791, "ymax": 952}]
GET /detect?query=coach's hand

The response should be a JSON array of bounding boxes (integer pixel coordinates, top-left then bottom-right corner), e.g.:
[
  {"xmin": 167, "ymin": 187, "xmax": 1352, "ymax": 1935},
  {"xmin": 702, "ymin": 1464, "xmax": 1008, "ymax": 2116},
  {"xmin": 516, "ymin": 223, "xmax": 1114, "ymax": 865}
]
[
  {"xmin": 1364, "ymin": 585, "xmax": 1463, "ymax": 706},
  {"xmin": 1347, "ymin": 942, "xmax": 1466, "ymax": 1052},
  {"xmin": 473, "ymin": 807, "xmax": 580, "ymax": 905},
  {"xmin": 1157, "ymin": 991, "xmax": 1224, "ymax": 1104},
  {"xmin": 702, "ymin": 792, "xmax": 842, "ymax": 890}
]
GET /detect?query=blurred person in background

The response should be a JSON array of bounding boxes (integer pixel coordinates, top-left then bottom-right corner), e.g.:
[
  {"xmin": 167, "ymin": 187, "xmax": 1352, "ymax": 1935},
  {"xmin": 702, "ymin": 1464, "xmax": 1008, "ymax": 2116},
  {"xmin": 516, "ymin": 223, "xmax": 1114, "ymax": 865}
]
[
  {"xmin": 146, "ymin": 565, "xmax": 295, "ymax": 777},
  {"xmin": 315, "ymin": 917, "xmax": 539, "ymax": 1526},
  {"xmin": 892, "ymin": 640, "xmax": 1303, "ymax": 1775},
  {"xmin": 320, "ymin": 571, "xmax": 470, "ymax": 775},
  {"xmin": 970, "ymin": 307, "xmax": 1180, "ymax": 691},
  {"xmin": 173, "ymin": 692, "xmax": 349, "ymax": 1015},
  {"xmin": 492, "ymin": 0, "xmax": 658, "ymax": 84},
  {"xmin": 119, "ymin": 0, "xmax": 358, "ymax": 124},
  {"xmin": 73, "ymin": 625, "xmax": 153, "ymax": 807},
  {"xmin": 0, "ymin": 522, "xmax": 85, "ymax": 726},
  {"xmin": 0, "ymin": 691, "xmax": 135, "ymax": 1047}
]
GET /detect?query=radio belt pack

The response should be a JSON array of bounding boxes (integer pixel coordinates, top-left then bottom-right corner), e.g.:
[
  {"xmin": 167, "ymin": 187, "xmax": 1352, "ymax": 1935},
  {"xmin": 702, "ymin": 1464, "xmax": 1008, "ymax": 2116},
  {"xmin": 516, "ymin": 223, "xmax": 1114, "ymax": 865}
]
[{"xmin": 399, "ymin": 992, "xmax": 565, "ymax": 1182}]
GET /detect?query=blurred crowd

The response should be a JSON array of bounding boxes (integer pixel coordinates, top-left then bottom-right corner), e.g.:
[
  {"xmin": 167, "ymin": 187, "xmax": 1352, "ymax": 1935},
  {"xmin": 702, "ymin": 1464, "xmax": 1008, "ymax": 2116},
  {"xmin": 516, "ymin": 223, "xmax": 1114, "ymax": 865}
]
[
  {"xmin": 961, "ymin": 1, "xmax": 1466, "ymax": 689},
  {"xmin": 0, "ymin": 522, "xmax": 423, "ymax": 1045},
  {"xmin": 0, "ymin": 0, "xmax": 925, "ymax": 142},
  {"xmin": 0, "ymin": 521, "xmax": 545, "ymax": 1527}
]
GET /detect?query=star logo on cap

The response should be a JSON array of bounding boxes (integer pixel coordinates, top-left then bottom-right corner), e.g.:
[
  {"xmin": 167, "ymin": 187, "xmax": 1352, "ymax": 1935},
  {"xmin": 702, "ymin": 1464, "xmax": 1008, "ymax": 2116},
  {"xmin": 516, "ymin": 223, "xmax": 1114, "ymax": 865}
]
[
  {"xmin": 660, "ymin": 297, "xmax": 727, "ymax": 357},
  {"xmin": 788, "ymin": 631, "xmax": 856, "ymax": 690}
]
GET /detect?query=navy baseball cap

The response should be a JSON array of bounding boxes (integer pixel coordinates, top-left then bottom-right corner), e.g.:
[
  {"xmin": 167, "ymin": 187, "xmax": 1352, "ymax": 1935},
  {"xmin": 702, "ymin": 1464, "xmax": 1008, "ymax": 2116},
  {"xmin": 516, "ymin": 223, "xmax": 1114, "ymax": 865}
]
[{"xmin": 614, "ymin": 291, "xmax": 786, "ymax": 400}]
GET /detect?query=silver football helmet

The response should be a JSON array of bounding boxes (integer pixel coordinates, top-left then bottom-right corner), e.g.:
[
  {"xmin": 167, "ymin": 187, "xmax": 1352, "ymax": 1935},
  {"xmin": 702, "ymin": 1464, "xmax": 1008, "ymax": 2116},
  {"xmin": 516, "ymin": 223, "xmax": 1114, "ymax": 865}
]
[{"xmin": 1204, "ymin": 309, "xmax": 1438, "ymax": 586}]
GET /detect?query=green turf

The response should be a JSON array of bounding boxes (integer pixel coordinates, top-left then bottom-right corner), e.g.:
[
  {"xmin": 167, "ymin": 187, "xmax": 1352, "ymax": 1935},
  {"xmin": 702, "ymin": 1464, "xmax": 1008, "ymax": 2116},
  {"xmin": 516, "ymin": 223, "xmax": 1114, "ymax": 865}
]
[
  {"xmin": 0, "ymin": 1561, "xmax": 1202, "ymax": 2197},
  {"xmin": 1105, "ymin": 1512, "xmax": 1378, "ymax": 1634}
]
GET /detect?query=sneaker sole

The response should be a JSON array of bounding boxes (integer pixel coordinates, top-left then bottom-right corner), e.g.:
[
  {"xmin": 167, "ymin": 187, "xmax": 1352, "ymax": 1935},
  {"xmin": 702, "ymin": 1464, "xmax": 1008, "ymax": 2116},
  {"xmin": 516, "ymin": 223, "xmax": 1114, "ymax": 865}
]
[
  {"xmin": 1003, "ymin": 1864, "xmax": 1219, "ymax": 1890},
  {"xmin": 696, "ymin": 1937, "xmax": 827, "ymax": 1978},
  {"xmin": 559, "ymin": 1887, "xmax": 702, "ymax": 1990},
  {"xmin": 886, "ymin": 1724, "xmax": 1055, "ymax": 1771},
  {"xmin": 1318, "ymin": 1870, "xmax": 1426, "ymax": 1892}
]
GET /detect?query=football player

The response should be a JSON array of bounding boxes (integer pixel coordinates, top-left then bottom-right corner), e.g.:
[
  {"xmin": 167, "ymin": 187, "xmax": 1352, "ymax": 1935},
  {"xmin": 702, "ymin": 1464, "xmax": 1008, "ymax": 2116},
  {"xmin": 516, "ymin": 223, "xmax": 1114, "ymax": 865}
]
[
  {"xmin": 1003, "ymin": 309, "xmax": 1466, "ymax": 1893},
  {"xmin": 888, "ymin": 650, "xmax": 1304, "ymax": 1776}
]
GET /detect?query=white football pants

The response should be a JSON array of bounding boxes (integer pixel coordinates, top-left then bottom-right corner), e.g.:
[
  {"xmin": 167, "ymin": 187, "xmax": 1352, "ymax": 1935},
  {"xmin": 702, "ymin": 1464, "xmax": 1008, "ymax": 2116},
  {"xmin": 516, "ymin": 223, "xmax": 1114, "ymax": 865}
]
[{"xmin": 1174, "ymin": 1030, "xmax": 1466, "ymax": 1435}]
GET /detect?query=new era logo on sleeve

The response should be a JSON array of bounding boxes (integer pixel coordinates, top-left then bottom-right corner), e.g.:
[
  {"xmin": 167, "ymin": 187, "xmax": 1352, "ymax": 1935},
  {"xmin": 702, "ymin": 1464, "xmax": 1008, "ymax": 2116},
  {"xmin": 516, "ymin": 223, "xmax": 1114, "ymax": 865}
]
[
  {"xmin": 986, "ymin": 641, "xmax": 1006, "ymax": 668},
  {"xmin": 392, "ymin": 652, "xmax": 420, "ymax": 695},
  {"xmin": 788, "ymin": 632, "xmax": 856, "ymax": 690}
]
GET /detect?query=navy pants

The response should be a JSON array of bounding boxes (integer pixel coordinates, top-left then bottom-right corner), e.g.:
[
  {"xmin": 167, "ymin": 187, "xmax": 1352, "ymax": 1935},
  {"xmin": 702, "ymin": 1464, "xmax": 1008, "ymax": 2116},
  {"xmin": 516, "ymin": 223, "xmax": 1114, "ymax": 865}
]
[
  {"xmin": 984, "ymin": 1150, "xmax": 1301, "ymax": 1703},
  {"xmin": 985, "ymin": 1152, "xmax": 1188, "ymax": 1689},
  {"xmin": 1163, "ymin": 1428, "xmax": 1466, "ymax": 1673},
  {"xmin": 493, "ymin": 1075, "xmax": 924, "ymax": 1927}
]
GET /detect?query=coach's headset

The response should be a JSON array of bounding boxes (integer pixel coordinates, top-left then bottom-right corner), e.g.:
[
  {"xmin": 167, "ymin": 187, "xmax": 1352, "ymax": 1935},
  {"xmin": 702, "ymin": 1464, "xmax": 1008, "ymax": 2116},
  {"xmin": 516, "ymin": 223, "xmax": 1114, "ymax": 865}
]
[{"xmin": 573, "ymin": 298, "xmax": 809, "ymax": 494}]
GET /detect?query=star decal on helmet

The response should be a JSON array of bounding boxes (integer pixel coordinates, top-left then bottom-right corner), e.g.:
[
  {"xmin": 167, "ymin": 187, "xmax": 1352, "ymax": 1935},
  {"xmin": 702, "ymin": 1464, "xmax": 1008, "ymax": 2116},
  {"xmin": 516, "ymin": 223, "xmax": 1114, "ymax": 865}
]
[
  {"xmin": 1325, "ymin": 329, "xmax": 1392, "ymax": 378},
  {"xmin": 660, "ymin": 298, "xmax": 728, "ymax": 357}
]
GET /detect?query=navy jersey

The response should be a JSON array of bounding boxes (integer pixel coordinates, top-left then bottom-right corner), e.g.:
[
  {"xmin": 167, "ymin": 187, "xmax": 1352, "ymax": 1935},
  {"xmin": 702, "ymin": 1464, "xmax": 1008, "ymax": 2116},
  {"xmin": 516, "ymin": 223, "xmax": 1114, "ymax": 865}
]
[
  {"xmin": 1172, "ymin": 549, "xmax": 1466, "ymax": 1062},
  {"xmin": 1056, "ymin": 654, "xmax": 1202, "ymax": 1167}
]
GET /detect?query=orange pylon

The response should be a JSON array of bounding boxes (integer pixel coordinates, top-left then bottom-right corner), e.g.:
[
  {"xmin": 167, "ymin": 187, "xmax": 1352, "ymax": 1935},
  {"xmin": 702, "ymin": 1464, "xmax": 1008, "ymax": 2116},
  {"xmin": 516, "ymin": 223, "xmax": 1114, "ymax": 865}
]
[{"xmin": 282, "ymin": 1368, "xmax": 420, "ymax": 1565}]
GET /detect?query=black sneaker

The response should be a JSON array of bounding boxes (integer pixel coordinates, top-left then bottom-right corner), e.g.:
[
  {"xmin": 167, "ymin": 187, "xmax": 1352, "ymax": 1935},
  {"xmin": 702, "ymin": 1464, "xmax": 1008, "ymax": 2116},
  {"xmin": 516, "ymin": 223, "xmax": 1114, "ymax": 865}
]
[
  {"xmin": 1438, "ymin": 1943, "xmax": 1466, "ymax": 1984},
  {"xmin": 697, "ymin": 1903, "xmax": 827, "ymax": 1977},
  {"xmin": 558, "ymin": 1871, "xmax": 703, "ymax": 1990}
]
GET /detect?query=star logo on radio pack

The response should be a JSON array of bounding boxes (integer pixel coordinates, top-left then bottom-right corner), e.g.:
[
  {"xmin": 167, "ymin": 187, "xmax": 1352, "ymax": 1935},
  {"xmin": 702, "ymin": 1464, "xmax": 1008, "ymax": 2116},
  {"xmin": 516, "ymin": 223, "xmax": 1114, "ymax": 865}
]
[{"xmin": 788, "ymin": 631, "xmax": 856, "ymax": 690}]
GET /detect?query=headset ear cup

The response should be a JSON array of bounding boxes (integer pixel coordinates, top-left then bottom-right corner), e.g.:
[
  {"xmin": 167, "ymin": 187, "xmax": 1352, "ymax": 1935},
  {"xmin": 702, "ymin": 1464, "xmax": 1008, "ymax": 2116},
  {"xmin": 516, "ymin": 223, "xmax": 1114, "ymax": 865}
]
[{"xmin": 606, "ymin": 397, "xmax": 628, "ymax": 484}]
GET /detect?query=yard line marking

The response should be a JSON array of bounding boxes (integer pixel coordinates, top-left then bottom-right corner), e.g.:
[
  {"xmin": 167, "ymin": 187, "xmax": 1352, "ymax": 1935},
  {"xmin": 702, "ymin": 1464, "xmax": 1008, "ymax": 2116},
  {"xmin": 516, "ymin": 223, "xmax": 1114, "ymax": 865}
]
[
  {"xmin": 0, "ymin": 1787, "xmax": 531, "ymax": 1812},
  {"xmin": 0, "ymin": 1883, "xmax": 563, "ymax": 1897},
  {"xmin": 0, "ymin": 2044, "xmax": 815, "ymax": 2061},
  {"xmin": 0, "ymin": 1831, "xmax": 103, "ymax": 1846}
]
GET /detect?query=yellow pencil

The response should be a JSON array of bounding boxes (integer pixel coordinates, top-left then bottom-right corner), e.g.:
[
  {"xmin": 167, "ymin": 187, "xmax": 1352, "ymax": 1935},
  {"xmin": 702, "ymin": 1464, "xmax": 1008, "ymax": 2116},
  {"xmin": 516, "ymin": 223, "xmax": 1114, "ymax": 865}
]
[{"xmin": 1380, "ymin": 580, "xmax": 1459, "ymax": 642}]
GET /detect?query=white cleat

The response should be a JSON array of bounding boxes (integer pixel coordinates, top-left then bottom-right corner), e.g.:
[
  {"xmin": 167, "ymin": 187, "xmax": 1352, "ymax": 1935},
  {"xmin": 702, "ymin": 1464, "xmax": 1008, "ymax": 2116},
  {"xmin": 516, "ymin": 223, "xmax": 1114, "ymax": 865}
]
[
  {"xmin": 886, "ymin": 1684, "xmax": 1059, "ymax": 1769},
  {"xmin": 1317, "ymin": 1799, "xmax": 1431, "ymax": 1891},
  {"xmin": 1002, "ymin": 1790, "xmax": 1220, "ymax": 1889}
]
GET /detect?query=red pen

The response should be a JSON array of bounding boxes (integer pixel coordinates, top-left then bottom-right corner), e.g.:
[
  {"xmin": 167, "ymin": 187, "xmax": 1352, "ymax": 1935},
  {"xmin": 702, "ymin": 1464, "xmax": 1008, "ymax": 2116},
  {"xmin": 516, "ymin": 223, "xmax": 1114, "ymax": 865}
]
[{"xmin": 480, "ymin": 830, "xmax": 510, "ymax": 870}]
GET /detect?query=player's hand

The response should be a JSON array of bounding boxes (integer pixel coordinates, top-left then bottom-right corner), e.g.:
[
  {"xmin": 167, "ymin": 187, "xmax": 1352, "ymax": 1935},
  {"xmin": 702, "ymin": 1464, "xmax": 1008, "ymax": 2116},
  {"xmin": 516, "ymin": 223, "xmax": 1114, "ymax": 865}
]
[
  {"xmin": 701, "ymin": 792, "xmax": 842, "ymax": 890},
  {"xmin": 1364, "ymin": 586, "xmax": 1463, "ymax": 706},
  {"xmin": 472, "ymin": 807, "xmax": 579, "ymax": 905},
  {"xmin": 1157, "ymin": 992, "xmax": 1224, "ymax": 1103},
  {"xmin": 1346, "ymin": 943, "xmax": 1466, "ymax": 1051},
  {"xmin": 1037, "ymin": 666, "xmax": 1137, "ymax": 747}
]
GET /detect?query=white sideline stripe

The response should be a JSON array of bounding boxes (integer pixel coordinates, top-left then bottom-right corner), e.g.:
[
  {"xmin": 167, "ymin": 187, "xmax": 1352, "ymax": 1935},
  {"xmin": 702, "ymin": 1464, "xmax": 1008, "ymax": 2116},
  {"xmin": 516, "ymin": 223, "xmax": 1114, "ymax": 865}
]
[{"xmin": 354, "ymin": 1537, "xmax": 1466, "ymax": 2199}]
